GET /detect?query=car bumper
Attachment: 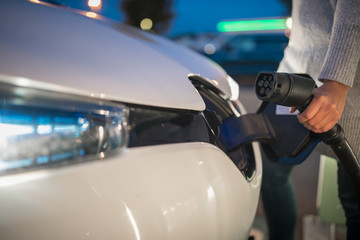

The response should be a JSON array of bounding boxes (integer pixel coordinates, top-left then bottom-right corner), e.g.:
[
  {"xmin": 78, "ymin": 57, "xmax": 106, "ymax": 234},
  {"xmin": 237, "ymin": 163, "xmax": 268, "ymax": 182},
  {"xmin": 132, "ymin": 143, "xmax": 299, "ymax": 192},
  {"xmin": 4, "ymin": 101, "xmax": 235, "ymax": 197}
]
[{"xmin": 0, "ymin": 142, "xmax": 262, "ymax": 240}]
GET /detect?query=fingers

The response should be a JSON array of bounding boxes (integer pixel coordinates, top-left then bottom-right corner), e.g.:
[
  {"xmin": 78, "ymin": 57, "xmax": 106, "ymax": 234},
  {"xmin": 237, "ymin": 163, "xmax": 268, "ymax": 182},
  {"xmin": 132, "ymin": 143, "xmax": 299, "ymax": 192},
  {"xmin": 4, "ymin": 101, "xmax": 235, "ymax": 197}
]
[
  {"xmin": 297, "ymin": 95, "xmax": 322, "ymax": 124},
  {"xmin": 301, "ymin": 111, "xmax": 337, "ymax": 132},
  {"xmin": 289, "ymin": 106, "xmax": 297, "ymax": 113},
  {"xmin": 297, "ymin": 96, "xmax": 340, "ymax": 133},
  {"xmin": 292, "ymin": 80, "xmax": 349, "ymax": 133}
]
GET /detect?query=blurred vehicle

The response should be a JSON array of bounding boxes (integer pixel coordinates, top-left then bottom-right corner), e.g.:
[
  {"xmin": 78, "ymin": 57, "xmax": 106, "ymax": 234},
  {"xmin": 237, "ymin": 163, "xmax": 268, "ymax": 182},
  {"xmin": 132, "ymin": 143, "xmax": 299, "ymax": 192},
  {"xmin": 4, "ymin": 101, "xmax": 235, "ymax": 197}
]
[
  {"xmin": 171, "ymin": 32, "xmax": 218, "ymax": 52},
  {"xmin": 203, "ymin": 33, "xmax": 289, "ymax": 83},
  {"xmin": 0, "ymin": 0, "xmax": 262, "ymax": 240}
]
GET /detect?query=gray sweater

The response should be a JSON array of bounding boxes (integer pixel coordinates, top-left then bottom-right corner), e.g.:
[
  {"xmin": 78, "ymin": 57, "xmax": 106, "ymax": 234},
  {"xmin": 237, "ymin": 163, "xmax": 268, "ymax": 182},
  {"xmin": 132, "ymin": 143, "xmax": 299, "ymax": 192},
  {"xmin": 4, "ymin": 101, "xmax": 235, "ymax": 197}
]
[{"xmin": 278, "ymin": 0, "xmax": 360, "ymax": 159}]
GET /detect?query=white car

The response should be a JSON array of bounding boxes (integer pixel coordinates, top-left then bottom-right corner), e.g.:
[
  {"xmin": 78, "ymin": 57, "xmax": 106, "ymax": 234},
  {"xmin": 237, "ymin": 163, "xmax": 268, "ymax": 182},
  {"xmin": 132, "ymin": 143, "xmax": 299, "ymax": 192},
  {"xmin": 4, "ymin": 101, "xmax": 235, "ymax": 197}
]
[{"xmin": 0, "ymin": 0, "xmax": 262, "ymax": 239}]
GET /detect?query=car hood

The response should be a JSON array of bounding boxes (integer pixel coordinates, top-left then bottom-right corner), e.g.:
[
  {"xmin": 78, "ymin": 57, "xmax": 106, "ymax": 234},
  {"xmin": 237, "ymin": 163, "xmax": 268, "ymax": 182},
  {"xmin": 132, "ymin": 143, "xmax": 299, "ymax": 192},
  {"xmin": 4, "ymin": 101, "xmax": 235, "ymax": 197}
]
[{"xmin": 0, "ymin": 0, "xmax": 234, "ymax": 111}]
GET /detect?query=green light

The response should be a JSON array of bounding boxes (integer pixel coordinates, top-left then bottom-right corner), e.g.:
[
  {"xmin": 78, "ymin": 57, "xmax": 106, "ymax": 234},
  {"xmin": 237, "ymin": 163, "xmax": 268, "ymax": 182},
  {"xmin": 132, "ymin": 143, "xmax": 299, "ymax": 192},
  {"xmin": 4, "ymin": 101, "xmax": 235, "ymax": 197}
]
[{"xmin": 217, "ymin": 19, "xmax": 287, "ymax": 32}]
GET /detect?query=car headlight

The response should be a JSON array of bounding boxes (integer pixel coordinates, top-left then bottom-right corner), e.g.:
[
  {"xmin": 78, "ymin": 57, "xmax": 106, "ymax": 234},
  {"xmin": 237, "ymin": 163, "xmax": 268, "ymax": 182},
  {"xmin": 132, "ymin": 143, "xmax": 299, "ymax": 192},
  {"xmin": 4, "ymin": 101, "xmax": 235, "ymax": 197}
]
[
  {"xmin": 0, "ymin": 82, "xmax": 128, "ymax": 176},
  {"xmin": 0, "ymin": 74, "xmax": 256, "ymax": 182}
]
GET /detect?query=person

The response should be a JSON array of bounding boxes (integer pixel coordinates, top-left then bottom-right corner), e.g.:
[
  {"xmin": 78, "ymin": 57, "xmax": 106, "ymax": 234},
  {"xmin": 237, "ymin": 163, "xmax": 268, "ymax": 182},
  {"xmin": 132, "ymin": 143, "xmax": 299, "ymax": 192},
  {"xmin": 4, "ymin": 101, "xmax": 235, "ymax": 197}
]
[{"xmin": 261, "ymin": 0, "xmax": 360, "ymax": 239}]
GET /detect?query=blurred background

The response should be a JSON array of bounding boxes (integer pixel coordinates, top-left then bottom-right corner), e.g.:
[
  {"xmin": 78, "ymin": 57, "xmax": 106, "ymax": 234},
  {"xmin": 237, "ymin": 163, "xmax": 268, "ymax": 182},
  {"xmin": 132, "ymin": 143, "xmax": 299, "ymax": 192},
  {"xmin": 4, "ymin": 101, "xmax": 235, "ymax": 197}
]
[{"xmin": 45, "ymin": 0, "xmax": 292, "ymax": 86}]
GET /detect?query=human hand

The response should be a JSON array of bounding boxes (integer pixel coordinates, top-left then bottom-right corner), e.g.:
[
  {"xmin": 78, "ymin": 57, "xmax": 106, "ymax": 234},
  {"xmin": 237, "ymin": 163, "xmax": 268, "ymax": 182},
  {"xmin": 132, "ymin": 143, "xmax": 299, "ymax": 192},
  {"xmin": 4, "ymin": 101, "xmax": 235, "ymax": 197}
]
[{"xmin": 289, "ymin": 80, "xmax": 350, "ymax": 133}]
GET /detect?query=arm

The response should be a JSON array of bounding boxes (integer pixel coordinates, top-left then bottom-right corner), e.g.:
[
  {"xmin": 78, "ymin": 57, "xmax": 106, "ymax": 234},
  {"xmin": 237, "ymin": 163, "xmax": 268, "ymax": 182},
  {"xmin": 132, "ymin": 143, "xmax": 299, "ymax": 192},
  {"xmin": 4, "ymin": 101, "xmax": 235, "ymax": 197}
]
[{"xmin": 296, "ymin": 0, "xmax": 360, "ymax": 133}]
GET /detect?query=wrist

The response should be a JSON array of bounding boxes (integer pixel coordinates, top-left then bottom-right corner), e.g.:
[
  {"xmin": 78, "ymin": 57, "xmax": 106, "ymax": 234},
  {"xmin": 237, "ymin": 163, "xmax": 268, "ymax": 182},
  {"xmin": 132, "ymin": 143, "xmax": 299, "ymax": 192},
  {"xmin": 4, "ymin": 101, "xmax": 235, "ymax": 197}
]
[{"xmin": 321, "ymin": 79, "xmax": 350, "ymax": 93}]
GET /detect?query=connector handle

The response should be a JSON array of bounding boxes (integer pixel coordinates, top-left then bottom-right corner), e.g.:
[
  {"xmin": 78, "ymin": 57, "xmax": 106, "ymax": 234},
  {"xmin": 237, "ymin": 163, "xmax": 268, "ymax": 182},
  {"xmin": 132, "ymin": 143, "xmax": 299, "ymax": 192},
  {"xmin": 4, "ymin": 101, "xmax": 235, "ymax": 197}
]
[{"xmin": 255, "ymin": 71, "xmax": 360, "ymax": 209}]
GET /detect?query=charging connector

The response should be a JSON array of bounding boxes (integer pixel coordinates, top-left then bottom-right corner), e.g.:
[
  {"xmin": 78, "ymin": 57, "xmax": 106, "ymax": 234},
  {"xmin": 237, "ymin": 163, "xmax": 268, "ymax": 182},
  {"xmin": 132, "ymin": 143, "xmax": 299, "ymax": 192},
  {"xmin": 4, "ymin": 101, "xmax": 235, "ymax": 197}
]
[{"xmin": 255, "ymin": 71, "xmax": 360, "ymax": 208}]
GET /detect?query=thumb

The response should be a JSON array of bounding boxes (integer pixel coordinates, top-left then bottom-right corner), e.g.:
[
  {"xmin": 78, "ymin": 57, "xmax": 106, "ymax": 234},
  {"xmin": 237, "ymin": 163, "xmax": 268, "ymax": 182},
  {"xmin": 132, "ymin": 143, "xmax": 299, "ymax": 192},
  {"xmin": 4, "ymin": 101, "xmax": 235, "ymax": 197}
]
[{"xmin": 289, "ymin": 106, "xmax": 297, "ymax": 113}]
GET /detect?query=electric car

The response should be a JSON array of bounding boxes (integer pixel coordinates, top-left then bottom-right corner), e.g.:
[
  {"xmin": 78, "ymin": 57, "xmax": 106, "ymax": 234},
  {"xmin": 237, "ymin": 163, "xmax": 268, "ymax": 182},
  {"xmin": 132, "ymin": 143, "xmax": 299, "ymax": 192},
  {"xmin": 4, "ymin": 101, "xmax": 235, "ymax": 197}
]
[{"xmin": 0, "ymin": 1, "xmax": 262, "ymax": 239}]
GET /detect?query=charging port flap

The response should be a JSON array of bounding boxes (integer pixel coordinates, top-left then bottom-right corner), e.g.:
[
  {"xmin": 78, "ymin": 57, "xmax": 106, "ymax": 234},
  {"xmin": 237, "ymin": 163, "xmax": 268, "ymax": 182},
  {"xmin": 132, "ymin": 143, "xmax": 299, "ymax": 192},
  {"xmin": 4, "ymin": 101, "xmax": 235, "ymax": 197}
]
[{"xmin": 219, "ymin": 113, "xmax": 276, "ymax": 151}]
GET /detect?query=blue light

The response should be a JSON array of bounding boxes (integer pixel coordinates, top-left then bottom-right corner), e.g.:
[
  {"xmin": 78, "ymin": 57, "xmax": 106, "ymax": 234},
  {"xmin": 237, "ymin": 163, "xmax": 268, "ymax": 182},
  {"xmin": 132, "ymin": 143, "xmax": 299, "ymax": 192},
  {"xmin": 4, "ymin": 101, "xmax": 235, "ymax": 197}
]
[
  {"xmin": 36, "ymin": 155, "xmax": 50, "ymax": 164},
  {"xmin": 52, "ymin": 152, "xmax": 73, "ymax": 162},
  {"xmin": 0, "ymin": 158, "xmax": 33, "ymax": 171},
  {"xmin": 0, "ymin": 85, "xmax": 128, "ymax": 176}
]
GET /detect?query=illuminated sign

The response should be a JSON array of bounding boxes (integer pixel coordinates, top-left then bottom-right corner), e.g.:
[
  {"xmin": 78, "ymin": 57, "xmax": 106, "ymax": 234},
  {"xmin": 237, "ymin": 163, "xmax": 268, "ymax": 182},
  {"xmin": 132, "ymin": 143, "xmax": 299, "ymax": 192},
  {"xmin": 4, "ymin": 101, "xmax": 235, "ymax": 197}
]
[{"xmin": 217, "ymin": 18, "xmax": 288, "ymax": 32}]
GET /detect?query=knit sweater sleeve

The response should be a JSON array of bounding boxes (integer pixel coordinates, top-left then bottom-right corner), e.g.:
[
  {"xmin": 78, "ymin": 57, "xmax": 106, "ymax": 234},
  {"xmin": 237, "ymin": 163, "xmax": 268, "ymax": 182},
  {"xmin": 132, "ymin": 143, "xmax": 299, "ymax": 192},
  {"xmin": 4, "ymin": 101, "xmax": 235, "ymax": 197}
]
[{"xmin": 318, "ymin": 0, "xmax": 360, "ymax": 87}]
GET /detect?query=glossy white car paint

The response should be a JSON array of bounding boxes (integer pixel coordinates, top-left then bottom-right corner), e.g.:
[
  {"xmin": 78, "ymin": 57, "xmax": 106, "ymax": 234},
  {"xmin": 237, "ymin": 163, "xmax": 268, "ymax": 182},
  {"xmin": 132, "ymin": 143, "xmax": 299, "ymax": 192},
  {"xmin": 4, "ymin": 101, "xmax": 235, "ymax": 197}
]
[
  {"xmin": 0, "ymin": 0, "xmax": 203, "ymax": 110},
  {"xmin": 0, "ymin": 0, "xmax": 262, "ymax": 239},
  {"xmin": 0, "ymin": 0, "xmax": 237, "ymax": 111},
  {"xmin": 0, "ymin": 143, "xmax": 262, "ymax": 240}
]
